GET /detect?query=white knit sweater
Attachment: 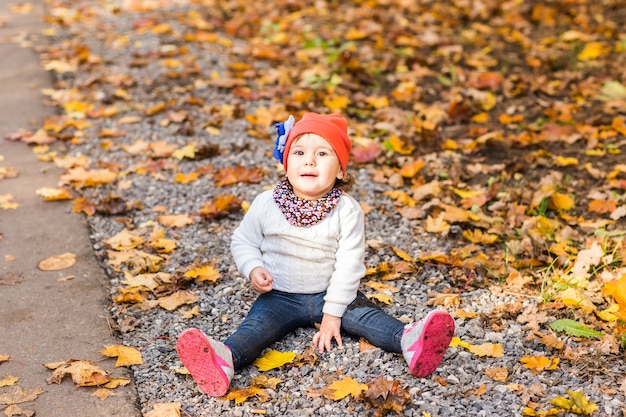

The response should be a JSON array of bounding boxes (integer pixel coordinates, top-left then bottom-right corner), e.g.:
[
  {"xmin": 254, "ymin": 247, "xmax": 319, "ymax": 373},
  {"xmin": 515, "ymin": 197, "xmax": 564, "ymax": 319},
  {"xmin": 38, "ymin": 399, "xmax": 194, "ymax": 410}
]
[{"xmin": 230, "ymin": 189, "xmax": 366, "ymax": 317}]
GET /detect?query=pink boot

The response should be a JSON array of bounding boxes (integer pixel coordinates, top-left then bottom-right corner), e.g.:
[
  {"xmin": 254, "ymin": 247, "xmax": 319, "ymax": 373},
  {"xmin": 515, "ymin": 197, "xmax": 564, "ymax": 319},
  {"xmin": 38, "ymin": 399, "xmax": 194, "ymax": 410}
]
[
  {"xmin": 401, "ymin": 310, "xmax": 455, "ymax": 377},
  {"xmin": 176, "ymin": 328, "xmax": 234, "ymax": 397}
]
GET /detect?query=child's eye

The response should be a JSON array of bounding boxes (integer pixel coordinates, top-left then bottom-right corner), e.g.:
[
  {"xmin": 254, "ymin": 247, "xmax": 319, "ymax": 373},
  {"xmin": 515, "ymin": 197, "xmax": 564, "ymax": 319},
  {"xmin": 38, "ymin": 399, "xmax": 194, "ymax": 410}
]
[{"xmin": 317, "ymin": 151, "xmax": 327, "ymax": 156}]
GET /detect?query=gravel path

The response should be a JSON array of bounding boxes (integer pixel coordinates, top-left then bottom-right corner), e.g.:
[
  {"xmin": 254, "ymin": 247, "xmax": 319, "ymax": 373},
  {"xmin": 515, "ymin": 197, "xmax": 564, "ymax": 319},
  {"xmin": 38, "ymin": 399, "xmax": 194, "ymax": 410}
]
[{"xmin": 25, "ymin": 0, "xmax": 626, "ymax": 416}]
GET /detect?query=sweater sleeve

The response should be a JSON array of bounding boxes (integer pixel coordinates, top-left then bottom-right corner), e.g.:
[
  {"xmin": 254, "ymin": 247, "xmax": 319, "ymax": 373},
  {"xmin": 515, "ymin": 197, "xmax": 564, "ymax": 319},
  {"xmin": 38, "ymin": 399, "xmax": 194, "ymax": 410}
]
[
  {"xmin": 230, "ymin": 192, "xmax": 267, "ymax": 279},
  {"xmin": 322, "ymin": 197, "xmax": 366, "ymax": 317}
]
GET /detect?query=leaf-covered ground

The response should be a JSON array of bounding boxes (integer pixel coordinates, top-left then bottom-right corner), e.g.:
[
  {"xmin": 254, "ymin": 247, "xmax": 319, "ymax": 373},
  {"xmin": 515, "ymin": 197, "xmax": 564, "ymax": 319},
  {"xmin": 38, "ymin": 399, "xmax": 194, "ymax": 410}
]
[{"xmin": 3, "ymin": 0, "xmax": 626, "ymax": 415}]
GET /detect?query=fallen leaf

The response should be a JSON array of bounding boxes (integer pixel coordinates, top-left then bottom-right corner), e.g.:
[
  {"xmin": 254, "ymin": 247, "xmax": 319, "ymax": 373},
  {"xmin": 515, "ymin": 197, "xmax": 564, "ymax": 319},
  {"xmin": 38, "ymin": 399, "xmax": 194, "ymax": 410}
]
[
  {"xmin": 0, "ymin": 386, "xmax": 43, "ymax": 417},
  {"xmin": 252, "ymin": 350, "xmax": 296, "ymax": 371},
  {"xmin": 44, "ymin": 359, "xmax": 110, "ymax": 386},
  {"xmin": 38, "ymin": 252, "xmax": 76, "ymax": 271},
  {"xmin": 91, "ymin": 388, "xmax": 117, "ymax": 400},
  {"xmin": 325, "ymin": 377, "xmax": 368, "ymax": 400},
  {"xmin": 0, "ymin": 375, "xmax": 19, "ymax": 387},
  {"xmin": 99, "ymin": 345, "xmax": 143, "ymax": 367},
  {"xmin": 143, "ymin": 402, "xmax": 182, "ymax": 417}
]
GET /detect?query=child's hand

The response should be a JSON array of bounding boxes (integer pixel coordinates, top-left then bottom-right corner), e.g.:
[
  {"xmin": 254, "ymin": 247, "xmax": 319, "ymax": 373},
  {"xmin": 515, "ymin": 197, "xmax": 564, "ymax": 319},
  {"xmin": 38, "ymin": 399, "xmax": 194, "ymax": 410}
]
[
  {"xmin": 249, "ymin": 267, "xmax": 273, "ymax": 293},
  {"xmin": 313, "ymin": 314, "xmax": 342, "ymax": 353}
]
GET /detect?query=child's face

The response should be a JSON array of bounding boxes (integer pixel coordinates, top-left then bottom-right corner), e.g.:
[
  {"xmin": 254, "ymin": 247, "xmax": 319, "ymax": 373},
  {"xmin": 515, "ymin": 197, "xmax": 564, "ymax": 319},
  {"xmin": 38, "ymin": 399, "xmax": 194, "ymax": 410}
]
[{"xmin": 286, "ymin": 133, "xmax": 343, "ymax": 200}]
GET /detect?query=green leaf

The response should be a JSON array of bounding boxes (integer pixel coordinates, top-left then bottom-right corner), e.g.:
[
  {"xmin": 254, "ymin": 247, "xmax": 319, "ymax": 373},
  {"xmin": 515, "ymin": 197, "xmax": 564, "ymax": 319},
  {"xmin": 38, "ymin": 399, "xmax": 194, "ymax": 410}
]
[{"xmin": 549, "ymin": 319, "xmax": 604, "ymax": 338}]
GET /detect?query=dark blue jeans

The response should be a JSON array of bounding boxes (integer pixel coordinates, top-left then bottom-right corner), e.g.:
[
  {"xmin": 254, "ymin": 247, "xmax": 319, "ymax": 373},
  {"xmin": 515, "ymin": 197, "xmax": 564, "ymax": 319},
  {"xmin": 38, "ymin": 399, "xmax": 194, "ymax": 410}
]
[{"xmin": 224, "ymin": 290, "xmax": 405, "ymax": 370}]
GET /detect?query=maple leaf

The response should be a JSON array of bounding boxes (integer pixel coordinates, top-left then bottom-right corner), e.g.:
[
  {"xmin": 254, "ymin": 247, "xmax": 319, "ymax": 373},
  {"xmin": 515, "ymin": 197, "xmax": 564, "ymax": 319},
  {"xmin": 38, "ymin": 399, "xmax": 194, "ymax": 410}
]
[
  {"xmin": 484, "ymin": 367, "xmax": 509, "ymax": 383},
  {"xmin": 44, "ymin": 359, "xmax": 111, "ymax": 386},
  {"xmin": 103, "ymin": 229, "xmax": 146, "ymax": 251},
  {"xmin": 0, "ymin": 375, "xmax": 19, "ymax": 387},
  {"xmin": 143, "ymin": 402, "xmax": 182, "ymax": 417},
  {"xmin": 142, "ymin": 290, "xmax": 199, "ymax": 311},
  {"xmin": 157, "ymin": 214, "xmax": 195, "ymax": 228},
  {"xmin": 184, "ymin": 264, "xmax": 222, "ymax": 283},
  {"xmin": 0, "ymin": 194, "xmax": 19, "ymax": 210},
  {"xmin": 197, "ymin": 194, "xmax": 242, "ymax": 219},
  {"xmin": 367, "ymin": 293, "xmax": 394, "ymax": 305},
  {"xmin": 223, "ymin": 386, "xmax": 270, "ymax": 404},
  {"xmin": 0, "ymin": 386, "xmax": 43, "ymax": 417},
  {"xmin": 361, "ymin": 376, "xmax": 411, "ymax": 417},
  {"xmin": 520, "ymin": 355, "xmax": 560, "ymax": 374},
  {"xmin": 252, "ymin": 350, "xmax": 296, "ymax": 371},
  {"xmin": 323, "ymin": 377, "xmax": 368, "ymax": 401},
  {"xmin": 99, "ymin": 345, "xmax": 143, "ymax": 367},
  {"xmin": 426, "ymin": 293, "xmax": 461, "ymax": 309}
]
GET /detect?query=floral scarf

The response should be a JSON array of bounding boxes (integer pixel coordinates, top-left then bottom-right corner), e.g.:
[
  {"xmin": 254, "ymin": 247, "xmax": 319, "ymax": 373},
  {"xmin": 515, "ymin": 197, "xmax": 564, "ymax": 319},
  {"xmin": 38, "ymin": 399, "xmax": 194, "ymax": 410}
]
[{"xmin": 273, "ymin": 180, "xmax": 342, "ymax": 227}]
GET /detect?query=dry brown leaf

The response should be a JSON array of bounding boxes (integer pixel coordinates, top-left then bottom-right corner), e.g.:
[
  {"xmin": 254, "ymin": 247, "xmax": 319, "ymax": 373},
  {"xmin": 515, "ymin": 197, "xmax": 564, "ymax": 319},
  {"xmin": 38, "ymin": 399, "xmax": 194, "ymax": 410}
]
[
  {"xmin": 0, "ymin": 386, "xmax": 44, "ymax": 417},
  {"xmin": 484, "ymin": 367, "xmax": 509, "ymax": 382},
  {"xmin": 44, "ymin": 359, "xmax": 111, "ymax": 386},
  {"xmin": 143, "ymin": 402, "xmax": 182, "ymax": 417},
  {"xmin": 91, "ymin": 388, "xmax": 117, "ymax": 400},
  {"xmin": 38, "ymin": 252, "xmax": 76, "ymax": 271}
]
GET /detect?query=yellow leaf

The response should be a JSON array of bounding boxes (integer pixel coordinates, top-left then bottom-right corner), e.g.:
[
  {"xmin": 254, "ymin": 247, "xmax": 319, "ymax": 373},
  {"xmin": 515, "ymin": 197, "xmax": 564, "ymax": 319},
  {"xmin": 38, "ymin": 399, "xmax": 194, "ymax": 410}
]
[
  {"xmin": 387, "ymin": 134, "xmax": 414, "ymax": 155},
  {"xmin": 364, "ymin": 281, "xmax": 399, "ymax": 293},
  {"xmin": 323, "ymin": 95, "xmax": 350, "ymax": 112},
  {"xmin": 471, "ymin": 112, "xmax": 489, "ymax": 123},
  {"xmin": 174, "ymin": 172, "xmax": 199, "ymax": 184},
  {"xmin": 99, "ymin": 345, "xmax": 143, "ymax": 367},
  {"xmin": 451, "ymin": 187, "xmax": 483, "ymax": 199},
  {"xmin": 550, "ymin": 390, "xmax": 598, "ymax": 415},
  {"xmin": 577, "ymin": 41, "xmax": 610, "ymax": 61},
  {"xmin": 451, "ymin": 337, "xmax": 503, "ymax": 357},
  {"xmin": 425, "ymin": 213, "xmax": 450, "ymax": 234},
  {"xmin": 552, "ymin": 156, "xmax": 578, "ymax": 167},
  {"xmin": 367, "ymin": 293, "xmax": 394, "ymax": 305},
  {"xmin": 184, "ymin": 264, "xmax": 222, "ymax": 283},
  {"xmin": 0, "ymin": 194, "xmax": 19, "ymax": 209},
  {"xmin": 0, "ymin": 375, "xmax": 19, "ymax": 387},
  {"xmin": 391, "ymin": 246, "xmax": 415, "ymax": 262},
  {"xmin": 557, "ymin": 287, "xmax": 595, "ymax": 313},
  {"xmin": 253, "ymin": 350, "xmax": 296, "ymax": 371},
  {"xmin": 450, "ymin": 336, "xmax": 470, "ymax": 349},
  {"xmin": 364, "ymin": 95, "xmax": 389, "ymax": 109},
  {"xmin": 550, "ymin": 192, "xmax": 575, "ymax": 211},
  {"xmin": 172, "ymin": 144, "xmax": 197, "ymax": 160},
  {"xmin": 326, "ymin": 377, "xmax": 368, "ymax": 400}
]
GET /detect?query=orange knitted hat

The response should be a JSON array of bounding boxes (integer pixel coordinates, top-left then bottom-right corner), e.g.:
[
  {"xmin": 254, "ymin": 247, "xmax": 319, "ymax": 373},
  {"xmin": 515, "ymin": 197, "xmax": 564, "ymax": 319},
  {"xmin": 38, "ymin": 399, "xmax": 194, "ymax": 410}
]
[{"xmin": 282, "ymin": 113, "xmax": 352, "ymax": 174}]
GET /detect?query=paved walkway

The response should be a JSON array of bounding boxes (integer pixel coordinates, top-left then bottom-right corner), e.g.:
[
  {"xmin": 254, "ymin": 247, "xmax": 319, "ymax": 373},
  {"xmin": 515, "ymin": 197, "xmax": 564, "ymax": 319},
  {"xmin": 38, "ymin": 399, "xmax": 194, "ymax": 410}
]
[{"xmin": 0, "ymin": 0, "xmax": 140, "ymax": 415}]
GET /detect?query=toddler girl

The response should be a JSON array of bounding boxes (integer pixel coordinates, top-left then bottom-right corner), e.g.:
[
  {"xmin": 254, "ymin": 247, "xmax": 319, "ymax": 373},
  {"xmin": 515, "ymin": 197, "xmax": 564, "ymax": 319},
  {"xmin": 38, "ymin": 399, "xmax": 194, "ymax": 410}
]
[{"xmin": 176, "ymin": 112, "xmax": 455, "ymax": 397}]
